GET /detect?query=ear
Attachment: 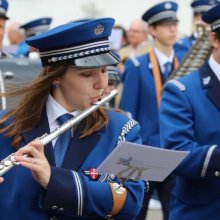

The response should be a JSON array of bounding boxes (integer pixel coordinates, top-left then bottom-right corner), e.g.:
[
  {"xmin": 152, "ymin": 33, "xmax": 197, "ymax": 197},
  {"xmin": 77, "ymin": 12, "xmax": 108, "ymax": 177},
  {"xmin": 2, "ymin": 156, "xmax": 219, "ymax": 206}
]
[
  {"xmin": 148, "ymin": 25, "xmax": 156, "ymax": 38},
  {"xmin": 52, "ymin": 79, "xmax": 60, "ymax": 86},
  {"xmin": 209, "ymin": 32, "xmax": 220, "ymax": 49}
]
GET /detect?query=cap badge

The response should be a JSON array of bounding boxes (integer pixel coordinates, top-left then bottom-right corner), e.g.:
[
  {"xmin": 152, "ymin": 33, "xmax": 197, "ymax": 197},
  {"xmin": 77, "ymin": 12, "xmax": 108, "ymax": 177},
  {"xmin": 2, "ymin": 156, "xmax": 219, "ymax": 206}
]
[
  {"xmin": 165, "ymin": 2, "xmax": 172, "ymax": 9},
  {"xmin": 42, "ymin": 19, "xmax": 47, "ymax": 24},
  {"xmin": 95, "ymin": 24, "xmax": 104, "ymax": 35}
]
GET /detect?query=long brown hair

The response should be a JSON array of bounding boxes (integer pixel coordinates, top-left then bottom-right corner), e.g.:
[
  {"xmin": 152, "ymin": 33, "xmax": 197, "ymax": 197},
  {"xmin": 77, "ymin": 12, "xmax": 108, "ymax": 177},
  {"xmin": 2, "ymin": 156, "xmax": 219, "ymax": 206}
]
[{"xmin": 0, "ymin": 64, "xmax": 109, "ymax": 148}]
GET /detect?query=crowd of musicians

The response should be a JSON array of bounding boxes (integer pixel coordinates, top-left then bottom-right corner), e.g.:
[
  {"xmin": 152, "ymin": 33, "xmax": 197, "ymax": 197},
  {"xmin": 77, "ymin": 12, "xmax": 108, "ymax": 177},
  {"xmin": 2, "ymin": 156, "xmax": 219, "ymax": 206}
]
[{"xmin": 0, "ymin": 0, "xmax": 220, "ymax": 220}]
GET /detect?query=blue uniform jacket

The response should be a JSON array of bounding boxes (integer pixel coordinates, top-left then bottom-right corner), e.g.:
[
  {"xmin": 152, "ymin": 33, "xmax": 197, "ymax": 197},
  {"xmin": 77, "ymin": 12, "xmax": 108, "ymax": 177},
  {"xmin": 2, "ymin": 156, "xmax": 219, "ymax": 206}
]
[
  {"xmin": 174, "ymin": 34, "xmax": 196, "ymax": 57},
  {"xmin": 160, "ymin": 62, "xmax": 220, "ymax": 220},
  {"xmin": 0, "ymin": 109, "xmax": 145, "ymax": 220},
  {"xmin": 120, "ymin": 51, "xmax": 183, "ymax": 147},
  {"xmin": 13, "ymin": 41, "xmax": 29, "ymax": 57}
]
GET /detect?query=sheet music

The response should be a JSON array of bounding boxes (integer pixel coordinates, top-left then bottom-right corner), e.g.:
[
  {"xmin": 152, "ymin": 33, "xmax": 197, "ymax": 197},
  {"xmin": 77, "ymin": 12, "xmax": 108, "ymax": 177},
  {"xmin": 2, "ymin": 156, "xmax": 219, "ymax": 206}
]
[{"xmin": 97, "ymin": 141, "xmax": 189, "ymax": 182}]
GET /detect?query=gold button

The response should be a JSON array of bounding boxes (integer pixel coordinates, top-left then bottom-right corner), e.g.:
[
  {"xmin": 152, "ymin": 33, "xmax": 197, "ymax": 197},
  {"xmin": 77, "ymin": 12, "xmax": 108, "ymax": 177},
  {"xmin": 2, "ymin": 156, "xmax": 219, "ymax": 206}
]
[
  {"xmin": 59, "ymin": 207, "xmax": 64, "ymax": 211},
  {"xmin": 215, "ymin": 171, "xmax": 220, "ymax": 177}
]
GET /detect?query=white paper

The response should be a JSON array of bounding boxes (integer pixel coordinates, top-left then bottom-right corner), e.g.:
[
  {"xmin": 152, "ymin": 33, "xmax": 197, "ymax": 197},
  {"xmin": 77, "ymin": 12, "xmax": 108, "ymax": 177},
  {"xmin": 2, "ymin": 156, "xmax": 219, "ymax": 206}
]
[{"xmin": 97, "ymin": 141, "xmax": 189, "ymax": 182}]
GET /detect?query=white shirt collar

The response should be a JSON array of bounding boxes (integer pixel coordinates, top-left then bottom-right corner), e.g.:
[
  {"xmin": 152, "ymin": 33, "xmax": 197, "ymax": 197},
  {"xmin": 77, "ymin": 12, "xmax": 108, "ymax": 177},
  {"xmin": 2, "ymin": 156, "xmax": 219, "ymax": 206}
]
[
  {"xmin": 209, "ymin": 55, "xmax": 220, "ymax": 82},
  {"xmin": 154, "ymin": 47, "xmax": 174, "ymax": 72},
  {"xmin": 193, "ymin": 32, "xmax": 199, "ymax": 40},
  {"xmin": 46, "ymin": 94, "xmax": 79, "ymax": 126}
]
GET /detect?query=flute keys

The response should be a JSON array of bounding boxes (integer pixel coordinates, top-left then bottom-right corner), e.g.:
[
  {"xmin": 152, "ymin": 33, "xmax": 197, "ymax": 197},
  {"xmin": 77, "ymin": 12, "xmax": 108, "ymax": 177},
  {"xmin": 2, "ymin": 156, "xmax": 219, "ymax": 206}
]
[
  {"xmin": 4, "ymin": 159, "xmax": 12, "ymax": 166},
  {"xmin": 10, "ymin": 155, "xmax": 17, "ymax": 164}
]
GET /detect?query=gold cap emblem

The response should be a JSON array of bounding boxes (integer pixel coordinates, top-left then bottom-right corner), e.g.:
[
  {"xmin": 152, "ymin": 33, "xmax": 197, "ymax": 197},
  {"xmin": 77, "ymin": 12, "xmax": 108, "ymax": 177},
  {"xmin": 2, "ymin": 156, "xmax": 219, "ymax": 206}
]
[{"xmin": 95, "ymin": 24, "xmax": 104, "ymax": 35}]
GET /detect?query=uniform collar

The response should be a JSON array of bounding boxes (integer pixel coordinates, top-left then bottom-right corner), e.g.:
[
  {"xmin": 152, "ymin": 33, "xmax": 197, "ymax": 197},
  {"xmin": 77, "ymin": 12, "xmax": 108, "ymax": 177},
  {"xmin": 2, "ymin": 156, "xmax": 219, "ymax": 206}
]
[
  {"xmin": 154, "ymin": 47, "xmax": 174, "ymax": 70},
  {"xmin": 200, "ymin": 61, "xmax": 220, "ymax": 110},
  {"xmin": 208, "ymin": 55, "xmax": 220, "ymax": 83},
  {"xmin": 200, "ymin": 61, "xmax": 216, "ymax": 88},
  {"xmin": 46, "ymin": 94, "xmax": 79, "ymax": 124}
]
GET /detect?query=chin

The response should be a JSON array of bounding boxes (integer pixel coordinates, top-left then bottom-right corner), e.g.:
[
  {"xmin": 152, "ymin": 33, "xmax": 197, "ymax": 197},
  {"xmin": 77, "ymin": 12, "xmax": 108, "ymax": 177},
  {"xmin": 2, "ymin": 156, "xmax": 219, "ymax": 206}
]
[{"xmin": 78, "ymin": 103, "xmax": 92, "ymax": 111}]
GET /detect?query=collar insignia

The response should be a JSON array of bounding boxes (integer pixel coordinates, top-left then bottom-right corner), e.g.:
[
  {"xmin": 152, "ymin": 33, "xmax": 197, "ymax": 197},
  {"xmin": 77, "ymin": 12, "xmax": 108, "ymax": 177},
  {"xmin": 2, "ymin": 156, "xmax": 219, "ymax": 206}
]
[{"xmin": 202, "ymin": 76, "xmax": 211, "ymax": 85}]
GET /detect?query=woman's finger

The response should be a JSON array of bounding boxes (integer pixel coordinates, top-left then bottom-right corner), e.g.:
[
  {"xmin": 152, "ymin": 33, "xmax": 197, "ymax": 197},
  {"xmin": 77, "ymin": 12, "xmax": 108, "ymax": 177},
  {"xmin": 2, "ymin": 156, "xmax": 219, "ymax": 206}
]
[
  {"xmin": 14, "ymin": 141, "xmax": 44, "ymax": 157},
  {"xmin": 14, "ymin": 155, "xmax": 40, "ymax": 165},
  {"xmin": 14, "ymin": 145, "xmax": 41, "ymax": 158},
  {"xmin": 29, "ymin": 140, "xmax": 44, "ymax": 153}
]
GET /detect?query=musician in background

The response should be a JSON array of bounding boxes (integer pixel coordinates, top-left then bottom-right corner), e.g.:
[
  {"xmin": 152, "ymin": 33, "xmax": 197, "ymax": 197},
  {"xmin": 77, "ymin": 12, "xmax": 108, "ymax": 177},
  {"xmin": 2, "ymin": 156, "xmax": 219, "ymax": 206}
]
[
  {"xmin": 160, "ymin": 4, "xmax": 220, "ymax": 220},
  {"xmin": 0, "ymin": 18, "xmax": 146, "ymax": 220},
  {"xmin": 120, "ymin": 2, "xmax": 185, "ymax": 220},
  {"xmin": 6, "ymin": 22, "xmax": 28, "ymax": 57},
  {"xmin": 115, "ymin": 20, "xmax": 153, "ymax": 108},
  {"xmin": 119, "ymin": 19, "xmax": 152, "ymax": 67},
  {"xmin": 105, "ymin": 64, "xmax": 121, "ymax": 108},
  {"xmin": 19, "ymin": 17, "xmax": 53, "ymax": 58},
  {"xmin": 174, "ymin": 0, "xmax": 220, "ymax": 55},
  {"xmin": 0, "ymin": 0, "xmax": 10, "ymax": 58}
]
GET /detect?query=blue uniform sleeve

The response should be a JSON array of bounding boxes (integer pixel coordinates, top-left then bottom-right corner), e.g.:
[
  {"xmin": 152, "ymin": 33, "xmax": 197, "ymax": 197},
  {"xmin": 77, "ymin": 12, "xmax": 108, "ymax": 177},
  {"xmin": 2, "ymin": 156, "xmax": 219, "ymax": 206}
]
[
  {"xmin": 87, "ymin": 121, "xmax": 145, "ymax": 219},
  {"xmin": 120, "ymin": 59, "xmax": 141, "ymax": 119},
  {"xmin": 160, "ymin": 81, "xmax": 220, "ymax": 178},
  {"xmin": 41, "ymin": 121, "xmax": 145, "ymax": 219}
]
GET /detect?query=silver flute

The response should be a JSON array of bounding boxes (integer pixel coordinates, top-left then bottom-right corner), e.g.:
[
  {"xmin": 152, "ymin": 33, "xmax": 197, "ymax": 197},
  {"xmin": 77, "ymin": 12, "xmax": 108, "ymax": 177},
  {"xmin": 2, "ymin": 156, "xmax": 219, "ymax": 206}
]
[{"xmin": 0, "ymin": 89, "xmax": 118, "ymax": 177}]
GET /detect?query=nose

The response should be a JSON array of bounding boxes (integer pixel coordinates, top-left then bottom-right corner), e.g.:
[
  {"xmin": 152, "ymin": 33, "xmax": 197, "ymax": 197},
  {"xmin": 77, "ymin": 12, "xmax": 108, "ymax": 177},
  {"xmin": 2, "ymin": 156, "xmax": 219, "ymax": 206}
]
[{"xmin": 94, "ymin": 70, "xmax": 108, "ymax": 90}]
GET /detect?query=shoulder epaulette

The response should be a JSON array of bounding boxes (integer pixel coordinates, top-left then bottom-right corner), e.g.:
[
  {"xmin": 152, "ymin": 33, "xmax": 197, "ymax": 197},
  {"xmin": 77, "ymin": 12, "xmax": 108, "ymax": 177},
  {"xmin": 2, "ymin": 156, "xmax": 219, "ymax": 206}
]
[
  {"xmin": 168, "ymin": 79, "xmax": 186, "ymax": 91},
  {"xmin": 130, "ymin": 57, "xmax": 140, "ymax": 67},
  {"xmin": 117, "ymin": 119, "xmax": 138, "ymax": 144}
]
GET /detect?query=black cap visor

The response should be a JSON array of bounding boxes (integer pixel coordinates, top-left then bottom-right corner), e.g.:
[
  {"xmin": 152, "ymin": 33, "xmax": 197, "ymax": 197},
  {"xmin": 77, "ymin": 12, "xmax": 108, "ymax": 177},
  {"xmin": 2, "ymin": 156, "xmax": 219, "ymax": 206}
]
[{"xmin": 62, "ymin": 52, "xmax": 120, "ymax": 68}]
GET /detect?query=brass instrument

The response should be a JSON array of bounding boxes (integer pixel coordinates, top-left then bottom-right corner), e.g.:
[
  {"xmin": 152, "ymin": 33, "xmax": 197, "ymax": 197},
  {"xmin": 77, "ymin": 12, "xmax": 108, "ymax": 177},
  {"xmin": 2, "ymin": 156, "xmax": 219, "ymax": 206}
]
[
  {"xmin": 0, "ymin": 89, "xmax": 118, "ymax": 177},
  {"xmin": 169, "ymin": 25, "xmax": 212, "ymax": 80}
]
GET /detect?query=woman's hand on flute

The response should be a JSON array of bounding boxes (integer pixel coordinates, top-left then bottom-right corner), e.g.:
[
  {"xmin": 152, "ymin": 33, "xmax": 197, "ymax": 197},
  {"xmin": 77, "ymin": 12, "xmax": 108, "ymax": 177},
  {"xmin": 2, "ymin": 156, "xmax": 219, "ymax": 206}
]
[{"xmin": 14, "ymin": 141, "xmax": 51, "ymax": 189}]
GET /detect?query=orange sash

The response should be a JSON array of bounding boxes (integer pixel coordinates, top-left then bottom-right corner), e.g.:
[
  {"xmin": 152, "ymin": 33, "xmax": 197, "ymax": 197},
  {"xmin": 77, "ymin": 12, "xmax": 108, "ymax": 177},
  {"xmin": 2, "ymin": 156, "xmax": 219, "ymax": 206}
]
[{"xmin": 149, "ymin": 49, "xmax": 179, "ymax": 106}]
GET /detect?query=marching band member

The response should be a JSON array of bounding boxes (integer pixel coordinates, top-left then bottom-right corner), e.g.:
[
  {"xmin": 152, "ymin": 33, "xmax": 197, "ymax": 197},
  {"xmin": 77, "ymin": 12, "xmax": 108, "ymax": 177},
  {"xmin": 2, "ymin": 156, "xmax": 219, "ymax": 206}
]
[
  {"xmin": 0, "ymin": 0, "xmax": 10, "ymax": 58},
  {"xmin": 120, "ymin": 2, "xmax": 185, "ymax": 220},
  {"xmin": 0, "ymin": 18, "xmax": 145, "ymax": 220},
  {"xmin": 19, "ymin": 17, "xmax": 53, "ymax": 58},
  {"xmin": 160, "ymin": 4, "xmax": 220, "ymax": 220},
  {"xmin": 174, "ymin": 0, "xmax": 219, "ymax": 55},
  {"xmin": 20, "ymin": 17, "xmax": 53, "ymax": 38}
]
